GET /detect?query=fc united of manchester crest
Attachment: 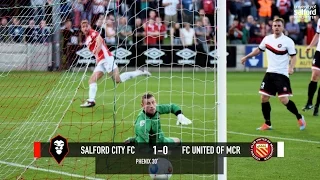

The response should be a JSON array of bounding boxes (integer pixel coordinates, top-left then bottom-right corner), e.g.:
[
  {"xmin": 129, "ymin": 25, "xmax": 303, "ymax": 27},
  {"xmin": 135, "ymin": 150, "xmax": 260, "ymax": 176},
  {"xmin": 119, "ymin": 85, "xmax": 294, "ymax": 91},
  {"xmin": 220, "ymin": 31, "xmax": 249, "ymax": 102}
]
[{"xmin": 250, "ymin": 137, "xmax": 274, "ymax": 161}]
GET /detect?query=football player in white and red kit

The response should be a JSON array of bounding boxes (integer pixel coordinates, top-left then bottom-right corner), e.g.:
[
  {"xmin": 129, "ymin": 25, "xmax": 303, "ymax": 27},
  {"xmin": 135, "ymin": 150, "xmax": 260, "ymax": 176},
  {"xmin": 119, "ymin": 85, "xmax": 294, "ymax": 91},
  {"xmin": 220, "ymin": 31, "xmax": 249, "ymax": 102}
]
[
  {"xmin": 80, "ymin": 20, "xmax": 151, "ymax": 107},
  {"xmin": 303, "ymin": 18, "xmax": 320, "ymax": 115},
  {"xmin": 241, "ymin": 18, "xmax": 306, "ymax": 131}
]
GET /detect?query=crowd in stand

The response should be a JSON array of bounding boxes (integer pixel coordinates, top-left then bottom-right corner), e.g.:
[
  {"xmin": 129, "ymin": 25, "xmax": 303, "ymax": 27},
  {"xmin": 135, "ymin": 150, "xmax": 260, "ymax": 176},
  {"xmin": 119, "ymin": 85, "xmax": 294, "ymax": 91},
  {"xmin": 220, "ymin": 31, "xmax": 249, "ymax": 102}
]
[
  {"xmin": 228, "ymin": 0, "xmax": 320, "ymax": 45},
  {"xmin": 0, "ymin": 0, "xmax": 320, "ymax": 48},
  {"xmin": 0, "ymin": 0, "xmax": 215, "ymax": 51}
]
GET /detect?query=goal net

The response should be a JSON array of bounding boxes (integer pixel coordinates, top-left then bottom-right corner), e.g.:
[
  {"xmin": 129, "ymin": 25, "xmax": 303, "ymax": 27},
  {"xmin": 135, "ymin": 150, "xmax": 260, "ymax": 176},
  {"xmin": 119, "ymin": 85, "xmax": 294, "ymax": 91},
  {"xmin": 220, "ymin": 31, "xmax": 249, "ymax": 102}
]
[{"xmin": 0, "ymin": 0, "xmax": 226, "ymax": 179}]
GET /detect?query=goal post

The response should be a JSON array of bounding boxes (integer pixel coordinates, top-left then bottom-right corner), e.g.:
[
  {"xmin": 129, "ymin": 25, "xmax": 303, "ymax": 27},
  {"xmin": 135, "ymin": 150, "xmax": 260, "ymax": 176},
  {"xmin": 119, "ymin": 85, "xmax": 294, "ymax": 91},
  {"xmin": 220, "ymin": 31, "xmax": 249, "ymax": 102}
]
[
  {"xmin": 217, "ymin": 0, "xmax": 227, "ymax": 180},
  {"xmin": 0, "ymin": 0, "xmax": 225, "ymax": 179}
]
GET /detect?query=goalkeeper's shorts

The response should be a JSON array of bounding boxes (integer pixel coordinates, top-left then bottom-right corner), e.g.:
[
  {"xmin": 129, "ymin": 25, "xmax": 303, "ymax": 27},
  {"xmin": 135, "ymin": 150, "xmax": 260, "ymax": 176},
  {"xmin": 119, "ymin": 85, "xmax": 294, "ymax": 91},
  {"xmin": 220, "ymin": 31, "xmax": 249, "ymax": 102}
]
[{"xmin": 94, "ymin": 56, "xmax": 118, "ymax": 74}]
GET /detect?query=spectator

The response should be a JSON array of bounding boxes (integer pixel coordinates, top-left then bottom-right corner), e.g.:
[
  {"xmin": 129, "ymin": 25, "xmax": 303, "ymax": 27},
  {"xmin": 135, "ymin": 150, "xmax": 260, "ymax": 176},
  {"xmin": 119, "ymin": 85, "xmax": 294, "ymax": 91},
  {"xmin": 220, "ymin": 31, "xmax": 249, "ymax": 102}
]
[
  {"xmin": 195, "ymin": 20, "xmax": 209, "ymax": 53},
  {"xmin": 180, "ymin": 22, "xmax": 196, "ymax": 46},
  {"xmin": 242, "ymin": 0, "xmax": 252, "ymax": 20},
  {"xmin": 170, "ymin": 22, "xmax": 181, "ymax": 45},
  {"xmin": 266, "ymin": 19, "xmax": 273, "ymax": 35},
  {"xmin": 145, "ymin": 18, "xmax": 159, "ymax": 45},
  {"xmin": 106, "ymin": 0, "xmax": 117, "ymax": 15},
  {"xmin": 31, "ymin": 0, "xmax": 46, "ymax": 24},
  {"xmin": 241, "ymin": 21, "xmax": 249, "ymax": 44},
  {"xmin": 271, "ymin": 0, "xmax": 280, "ymax": 19},
  {"xmin": 285, "ymin": 15, "xmax": 300, "ymax": 44},
  {"xmin": 133, "ymin": 18, "xmax": 144, "ymax": 45},
  {"xmin": 142, "ymin": 10, "xmax": 157, "ymax": 27},
  {"xmin": 312, "ymin": 15, "xmax": 319, "ymax": 30},
  {"xmin": 260, "ymin": 22, "xmax": 267, "ymax": 37},
  {"xmin": 149, "ymin": 10, "xmax": 157, "ymax": 21},
  {"xmin": 276, "ymin": 0, "xmax": 291, "ymax": 22},
  {"xmin": 60, "ymin": 19, "xmax": 75, "ymax": 69},
  {"xmin": 92, "ymin": 0, "xmax": 106, "ymax": 26},
  {"xmin": 82, "ymin": 0, "xmax": 93, "ymax": 24},
  {"xmin": 249, "ymin": 0, "xmax": 258, "ymax": 19},
  {"xmin": 25, "ymin": 19, "xmax": 39, "ymax": 43},
  {"xmin": 196, "ymin": 9, "xmax": 206, "ymax": 22},
  {"xmin": 105, "ymin": 19, "xmax": 116, "ymax": 45},
  {"xmin": 8, "ymin": 18, "xmax": 24, "ymax": 43},
  {"xmin": 228, "ymin": 18, "xmax": 243, "ymax": 44},
  {"xmin": 38, "ymin": 20, "xmax": 50, "ymax": 43},
  {"xmin": 155, "ymin": 17, "xmax": 166, "ymax": 44},
  {"xmin": 126, "ymin": 0, "xmax": 136, "ymax": 27},
  {"xmin": 298, "ymin": 16, "xmax": 307, "ymax": 45},
  {"xmin": 202, "ymin": 17, "xmax": 213, "ymax": 43},
  {"xmin": 230, "ymin": 0, "xmax": 243, "ymax": 20},
  {"xmin": 202, "ymin": 0, "xmax": 215, "ymax": 26},
  {"xmin": 246, "ymin": 15, "xmax": 254, "ymax": 30},
  {"xmin": 92, "ymin": 17, "xmax": 106, "ymax": 38},
  {"xmin": 181, "ymin": 0, "xmax": 195, "ymax": 24},
  {"xmin": 162, "ymin": 0, "xmax": 180, "ymax": 27},
  {"xmin": 148, "ymin": 0, "xmax": 159, "ymax": 10},
  {"xmin": 305, "ymin": 21, "xmax": 315, "ymax": 45},
  {"xmin": 60, "ymin": 0, "xmax": 72, "ymax": 22},
  {"xmin": 61, "ymin": 20, "xmax": 75, "ymax": 46},
  {"xmin": 117, "ymin": 0, "xmax": 131, "ymax": 18},
  {"xmin": 248, "ymin": 19, "xmax": 262, "ymax": 44},
  {"xmin": 72, "ymin": 0, "xmax": 84, "ymax": 29},
  {"xmin": 227, "ymin": 0, "xmax": 234, "ymax": 27},
  {"xmin": 257, "ymin": 0, "xmax": 272, "ymax": 23},
  {"xmin": 45, "ymin": 0, "xmax": 53, "ymax": 26},
  {"xmin": 140, "ymin": 0, "xmax": 151, "ymax": 20},
  {"xmin": 108, "ymin": 14, "xmax": 117, "ymax": 28},
  {"xmin": 117, "ymin": 17, "xmax": 132, "ymax": 45},
  {"xmin": 0, "ymin": 17, "xmax": 8, "ymax": 42}
]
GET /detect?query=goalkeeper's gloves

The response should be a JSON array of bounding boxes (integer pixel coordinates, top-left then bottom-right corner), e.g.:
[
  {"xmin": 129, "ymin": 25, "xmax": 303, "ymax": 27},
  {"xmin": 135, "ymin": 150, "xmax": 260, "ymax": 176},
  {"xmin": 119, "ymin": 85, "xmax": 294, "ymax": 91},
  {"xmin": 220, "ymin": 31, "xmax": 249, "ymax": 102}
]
[
  {"xmin": 124, "ymin": 137, "xmax": 136, "ymax": 144},
  {"xmin": 176, "ymin": 114, "xmax": 192, "ymax": 125}
]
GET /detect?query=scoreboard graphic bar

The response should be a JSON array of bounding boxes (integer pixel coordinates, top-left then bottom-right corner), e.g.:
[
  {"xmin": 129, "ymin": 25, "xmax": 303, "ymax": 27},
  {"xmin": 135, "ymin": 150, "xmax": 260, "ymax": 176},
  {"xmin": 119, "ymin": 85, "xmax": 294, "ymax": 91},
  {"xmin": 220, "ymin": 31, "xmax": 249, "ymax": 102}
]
[{"xmin": 34, "ymin": 137, "xmax": 284, "ymax": 174}]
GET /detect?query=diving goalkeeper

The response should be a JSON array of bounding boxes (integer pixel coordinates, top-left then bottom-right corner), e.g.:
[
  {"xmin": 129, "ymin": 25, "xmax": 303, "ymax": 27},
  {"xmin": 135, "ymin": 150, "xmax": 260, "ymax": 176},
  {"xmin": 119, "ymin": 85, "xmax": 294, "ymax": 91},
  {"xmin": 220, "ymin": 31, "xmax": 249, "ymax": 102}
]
[{"xmin": 125, "ymin": 93, "xmax": 192, "ymax": 144}]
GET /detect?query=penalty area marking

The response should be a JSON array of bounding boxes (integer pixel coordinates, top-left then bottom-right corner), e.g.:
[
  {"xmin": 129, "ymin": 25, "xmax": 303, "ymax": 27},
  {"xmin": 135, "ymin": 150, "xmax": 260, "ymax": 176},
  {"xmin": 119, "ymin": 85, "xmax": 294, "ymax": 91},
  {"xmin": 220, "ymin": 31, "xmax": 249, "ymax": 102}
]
[{"xmin": 0, "ymin": 160, "xmax": 104, "ymax": 180}]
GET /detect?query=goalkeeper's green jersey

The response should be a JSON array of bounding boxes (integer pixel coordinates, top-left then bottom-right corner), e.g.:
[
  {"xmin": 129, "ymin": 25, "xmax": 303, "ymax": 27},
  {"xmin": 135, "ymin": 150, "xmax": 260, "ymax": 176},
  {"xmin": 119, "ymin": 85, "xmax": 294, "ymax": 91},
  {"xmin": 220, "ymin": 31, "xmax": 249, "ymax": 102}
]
[{"xmin": 134, "ymin": 104, "xmax": 182, "ymax": 143}]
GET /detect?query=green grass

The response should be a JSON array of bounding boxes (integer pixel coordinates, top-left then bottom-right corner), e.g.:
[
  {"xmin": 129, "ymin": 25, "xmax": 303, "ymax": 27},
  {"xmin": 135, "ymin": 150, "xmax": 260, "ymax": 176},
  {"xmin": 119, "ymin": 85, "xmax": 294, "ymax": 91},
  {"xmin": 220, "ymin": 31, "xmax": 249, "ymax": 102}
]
[{"xmin": 0, "ymin": 71, "xmax": 320, "ymax": 180}]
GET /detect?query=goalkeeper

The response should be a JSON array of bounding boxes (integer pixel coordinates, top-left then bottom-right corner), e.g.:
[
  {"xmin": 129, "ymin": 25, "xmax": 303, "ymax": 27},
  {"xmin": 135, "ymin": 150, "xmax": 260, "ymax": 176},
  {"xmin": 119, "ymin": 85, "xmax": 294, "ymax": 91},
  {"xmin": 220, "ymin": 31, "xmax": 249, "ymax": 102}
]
[{"xmin": 125, "ymin": 93, "xmax": 192, "ymax": 144}]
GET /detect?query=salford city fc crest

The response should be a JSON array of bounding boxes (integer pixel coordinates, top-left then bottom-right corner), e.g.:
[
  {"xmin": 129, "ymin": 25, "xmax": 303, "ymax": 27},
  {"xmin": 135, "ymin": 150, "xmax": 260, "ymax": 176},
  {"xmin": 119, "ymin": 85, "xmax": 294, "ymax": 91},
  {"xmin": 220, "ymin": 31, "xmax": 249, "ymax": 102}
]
[
  {"xmin": 49, "ymin": 135, "xmax": 69, "ymax": 164},
  {"xmin": 250, "ymin": 137, "xmax": 274, "ymax": 161}
]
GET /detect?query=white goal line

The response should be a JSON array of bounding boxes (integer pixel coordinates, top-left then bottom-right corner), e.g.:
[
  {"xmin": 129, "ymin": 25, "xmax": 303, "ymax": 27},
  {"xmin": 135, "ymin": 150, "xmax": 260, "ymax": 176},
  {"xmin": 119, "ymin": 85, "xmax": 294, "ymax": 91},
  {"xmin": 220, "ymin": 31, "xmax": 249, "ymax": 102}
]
[
  {"xmin": 0, "ymin": 121, "xmax": 215, "ymax": 132},
  {"xmin": 1, "ymin": 121, "xmax": 319, "ymax": 144},
  {"xmin": 0, "ymin": 160, "xmax": 104, "ymax": 180}
]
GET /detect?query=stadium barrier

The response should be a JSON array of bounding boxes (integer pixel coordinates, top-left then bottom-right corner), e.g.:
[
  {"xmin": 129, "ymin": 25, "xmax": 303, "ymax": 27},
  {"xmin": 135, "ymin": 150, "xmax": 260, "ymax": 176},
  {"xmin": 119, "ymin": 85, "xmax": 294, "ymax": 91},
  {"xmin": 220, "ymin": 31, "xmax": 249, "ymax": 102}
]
[
  {"xmin": 67, "ymin": 44, "xmax": 236, "ymax": 68},
  {"xmin": 0, "ymin": 44, "xmax": 314, "ymax": 72},
  {"xmin": 0, "ymin": 43, "xmax": 52, "ymax": 72}
]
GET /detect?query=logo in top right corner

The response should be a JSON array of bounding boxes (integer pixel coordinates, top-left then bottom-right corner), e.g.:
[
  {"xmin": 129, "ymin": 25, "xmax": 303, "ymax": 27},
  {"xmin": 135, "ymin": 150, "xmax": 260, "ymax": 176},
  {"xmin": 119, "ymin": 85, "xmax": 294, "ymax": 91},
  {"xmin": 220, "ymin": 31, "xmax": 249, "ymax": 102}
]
[
  {"xmin": 294, "ymin": 4, "xmax": 317, "ymax": 22},
  {"xmin": 250, "ymin": 137, "xmax": 274, "ymax": 161}
]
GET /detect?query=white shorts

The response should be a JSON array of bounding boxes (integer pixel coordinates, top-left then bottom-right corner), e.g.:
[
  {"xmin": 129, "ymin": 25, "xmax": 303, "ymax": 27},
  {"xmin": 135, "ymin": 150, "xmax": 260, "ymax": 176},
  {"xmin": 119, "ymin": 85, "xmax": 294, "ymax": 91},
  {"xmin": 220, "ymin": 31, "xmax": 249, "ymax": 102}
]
[{"xmin": 93, "ymin": 56, "xmax": 118, "ymax": 74}]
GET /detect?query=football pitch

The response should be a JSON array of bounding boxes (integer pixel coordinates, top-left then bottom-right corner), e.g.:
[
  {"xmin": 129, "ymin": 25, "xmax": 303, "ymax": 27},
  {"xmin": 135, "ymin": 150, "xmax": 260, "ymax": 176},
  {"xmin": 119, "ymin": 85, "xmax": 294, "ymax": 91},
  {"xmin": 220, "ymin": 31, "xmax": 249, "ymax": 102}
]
[{"xmin": 0, "ymin": 71, "xmax": 320, "ymax": 179}]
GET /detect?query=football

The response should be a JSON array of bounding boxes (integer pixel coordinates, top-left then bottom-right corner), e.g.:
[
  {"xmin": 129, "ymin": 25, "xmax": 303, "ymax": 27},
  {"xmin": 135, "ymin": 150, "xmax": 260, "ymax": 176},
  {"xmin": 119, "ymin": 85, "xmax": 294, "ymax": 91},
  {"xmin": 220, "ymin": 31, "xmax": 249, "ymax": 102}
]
[{"xmin": 148, "ymin": 158, "xmax": 173, "ymax": 180}]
